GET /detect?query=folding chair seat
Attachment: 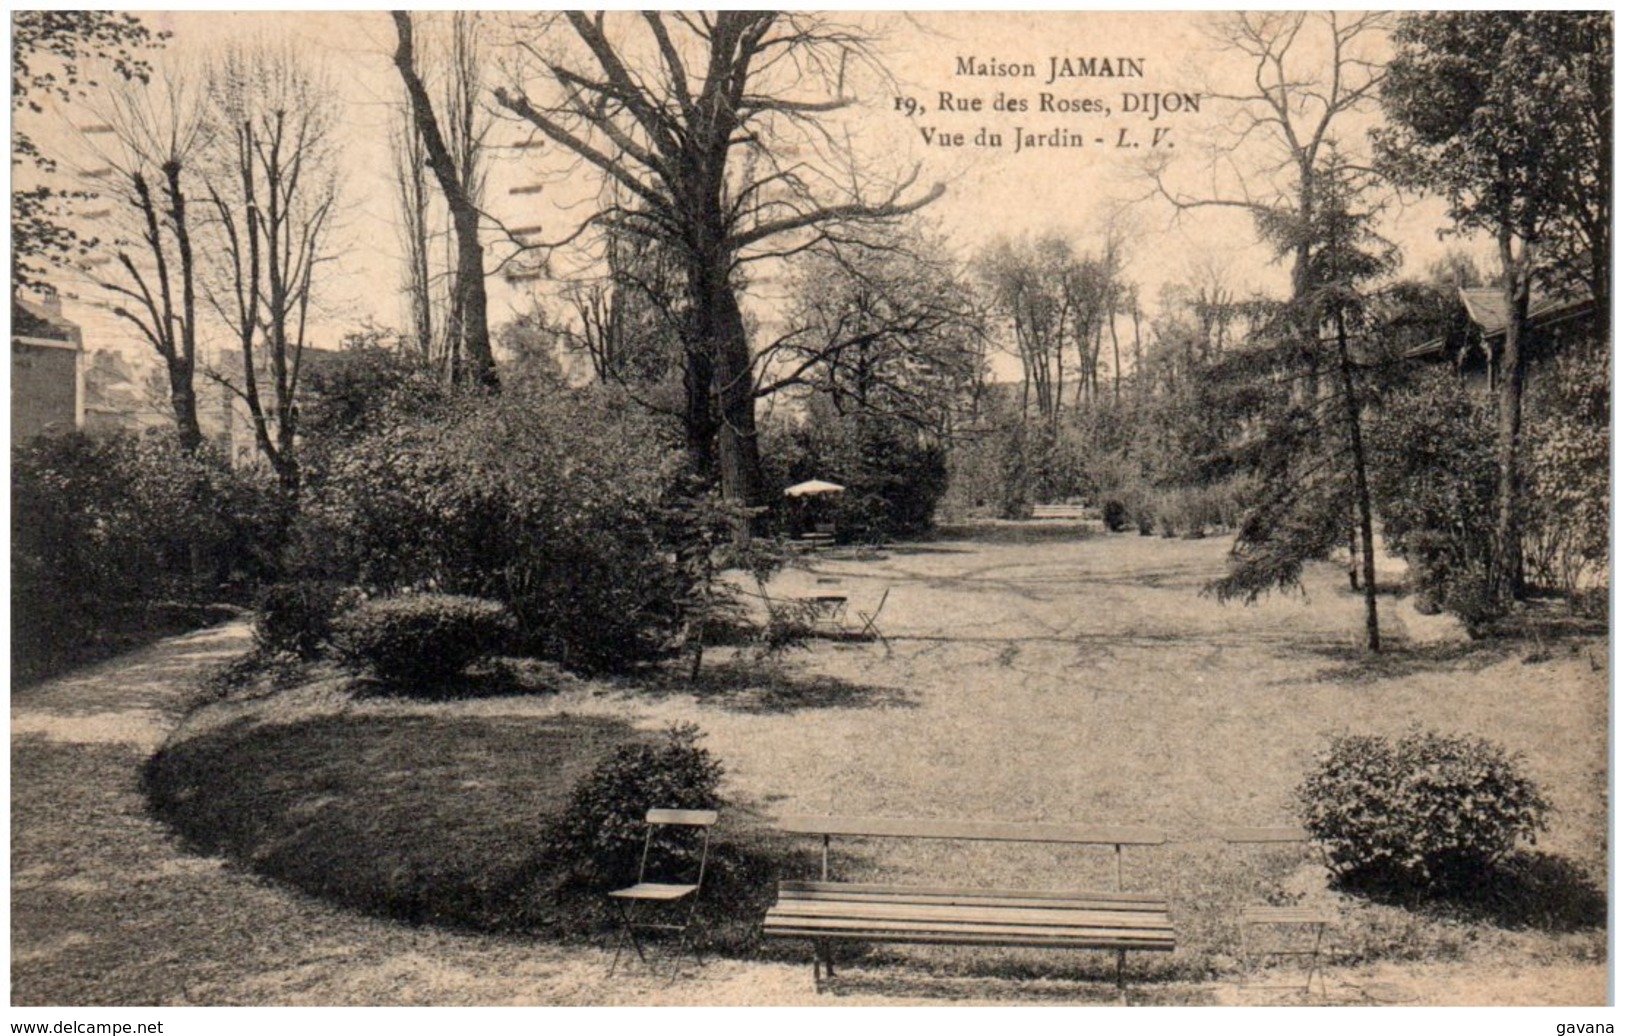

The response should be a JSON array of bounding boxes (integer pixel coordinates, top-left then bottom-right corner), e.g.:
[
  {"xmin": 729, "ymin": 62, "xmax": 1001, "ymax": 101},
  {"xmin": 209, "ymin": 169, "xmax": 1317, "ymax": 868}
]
[
  {"xmin": 607, "ymin": 808, "xmax": 719, "ymax": 976},
  {"xmin": 1221, "ymin": 827, "xmax": 1338, "ymax": 1002}
]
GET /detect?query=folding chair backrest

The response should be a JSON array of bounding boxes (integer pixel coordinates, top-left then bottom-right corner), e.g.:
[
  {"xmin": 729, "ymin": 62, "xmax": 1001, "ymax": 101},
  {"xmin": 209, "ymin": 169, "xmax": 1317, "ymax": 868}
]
[
  {"xmin": 636, "ymin": 808, "xmax": 719, "ymax": 887},
  {"xmin": 1219, "ymin": 825, "xmax": 1330, "ymax": 869}
]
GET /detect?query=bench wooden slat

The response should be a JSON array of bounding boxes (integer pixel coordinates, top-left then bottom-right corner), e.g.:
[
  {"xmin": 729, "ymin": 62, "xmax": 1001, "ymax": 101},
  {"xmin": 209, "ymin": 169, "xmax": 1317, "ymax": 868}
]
[
  {"xmin": 781, "ymin": 894, "xmax": 1165, "ymax": 914},
  {"xmin": 1242, "ymin": 906, "xmax": 1336, "ymax": 925},
  {"xmin": 763, "ymin": 920, "xmax": 1174, "ymax": 951},
  {"xmin": 767, "ymin": 899, "xmax": 1167, "ymax": 929},
  {"xmin": 1219, "ymin": 826, "xmax": 1308, "ymax": 844},
  {"xmin": 645, "ymin": 808, "xmax": 719, "ymax": 826},
  {"xmin": 775, "ymin": 815, "xmax": 1166, "ymax": 845},
  {"xmin": 779, "ymin": 882, "xmax": 1166, "ymax": 911}
]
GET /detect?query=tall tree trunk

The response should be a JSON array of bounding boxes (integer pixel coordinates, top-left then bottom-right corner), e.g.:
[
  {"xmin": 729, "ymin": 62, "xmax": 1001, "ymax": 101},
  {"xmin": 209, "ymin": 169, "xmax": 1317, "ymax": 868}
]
[
  {"xmin": 1130, "ymin": 297, "xmax": 1143, "ymax": 397},
  {"xmin": 163, "ymin": 162, "xmax": 203, "ymax": 454},
  {"xmin": 711, "ymin": 282, "xmax": 763, "ymax": 515},
  {"xmin": 391, "ymin": 10, "xmax": 496, "ymax": 388},
  {"xmin": 1494, "ymin": 228, "xmax": 1530, "ymax": 602},
  {"xmin": 1335, "ymin": 307, "xmax": 1380, "ymax": 652},
  {"xmin": 449, "ymin": 201, "xmax": 494, "ymax": 386},
  {"xmin": 1109, "ymin": 306, "xmax": 1121, "ymax": 405}
]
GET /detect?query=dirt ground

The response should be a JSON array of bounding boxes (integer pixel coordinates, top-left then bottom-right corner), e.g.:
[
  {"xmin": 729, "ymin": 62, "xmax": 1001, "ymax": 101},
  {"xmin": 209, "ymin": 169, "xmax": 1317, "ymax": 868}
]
[{"xmin": 10, "ymin": 529, "xmax": 1610, "ymax": 1009}]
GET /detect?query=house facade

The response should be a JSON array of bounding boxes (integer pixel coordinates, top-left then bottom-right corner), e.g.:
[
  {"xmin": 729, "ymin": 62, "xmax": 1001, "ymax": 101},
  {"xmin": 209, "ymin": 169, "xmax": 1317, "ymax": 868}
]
[{"xmin": 11, "ymin": 290, "xmax": 84, "ymax": 441}]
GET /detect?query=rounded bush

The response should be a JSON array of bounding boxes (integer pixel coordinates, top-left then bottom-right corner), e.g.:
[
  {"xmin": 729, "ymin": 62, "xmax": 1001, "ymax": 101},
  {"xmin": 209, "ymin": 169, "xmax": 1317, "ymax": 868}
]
[
  {"xmin": 1297, "ymin": 730, "xmax": 1551, "ymax": 893},
  {"xmin": 254, "ymin": 580, "xmax": 349, "ymax": 659},
  {"xmin": 331, "ymin": 594, "xmax": 516, "ymax": 686},
  {"xmin": 548, "ymin": 723, "xmax": 724, "ymax": 887}
]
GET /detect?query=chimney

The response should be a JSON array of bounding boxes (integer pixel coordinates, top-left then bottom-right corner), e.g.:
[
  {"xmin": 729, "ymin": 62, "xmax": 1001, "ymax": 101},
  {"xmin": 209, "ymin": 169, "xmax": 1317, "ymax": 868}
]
[{"xmin": 36, "ymin": 284, "xmax": 62, "ymax": 315}]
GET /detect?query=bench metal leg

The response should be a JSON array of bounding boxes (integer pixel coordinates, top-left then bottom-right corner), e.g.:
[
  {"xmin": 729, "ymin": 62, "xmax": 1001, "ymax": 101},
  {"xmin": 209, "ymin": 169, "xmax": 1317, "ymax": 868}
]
[
  {"xmin": 812, "ymin": 940, "xmax": 837, "ymax": 990},
  {"xmin": 1116, "ymin": 948, "xmax": 1127, "ymax": 1006}
]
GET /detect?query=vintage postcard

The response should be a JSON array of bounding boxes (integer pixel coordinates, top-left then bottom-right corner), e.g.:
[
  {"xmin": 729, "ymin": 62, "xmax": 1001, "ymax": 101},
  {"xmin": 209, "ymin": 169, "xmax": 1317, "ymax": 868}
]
[{"xmin": 10, "ymin": 9, "xmax": 1610, "ymax": 1023}]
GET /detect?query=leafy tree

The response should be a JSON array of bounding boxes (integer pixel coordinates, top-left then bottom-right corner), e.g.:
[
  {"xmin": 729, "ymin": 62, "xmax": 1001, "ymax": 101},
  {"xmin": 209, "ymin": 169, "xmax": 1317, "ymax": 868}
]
[
  {"xmin": 12, "ymin": 11, "xmax": 165, "ymax": 286},
  {"xmin": 1367, "ymin": 369, "xmax": 1500, "ymax": 631},
  {"xmin": 1207, "ymin": 160, "xmax": 1399, "ymax": 650},
  {"xmin": 1377, "ymin": 11, "xmax": 1612, "ymax": 602},
  {"xmin": 13, "ymin": 431, "xmax": 284, "ymax": 677},
  {"xmin": 303, "ymin": 379, "xmax": 706, "ymax": 672},
  {"xmin": 764, "ymin": 401, "xmax": 950, "ymax": 542},
  {"xmin": 1523, "ymin": 349, "xmax": 1610, "ymax": 596}
]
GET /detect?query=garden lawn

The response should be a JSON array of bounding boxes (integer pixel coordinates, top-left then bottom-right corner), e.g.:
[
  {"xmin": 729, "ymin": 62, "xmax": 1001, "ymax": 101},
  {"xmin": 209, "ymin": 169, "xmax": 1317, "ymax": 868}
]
[{"xmin": 19, "ymin": 528, "xmax": 1607, "ymax": 1005}]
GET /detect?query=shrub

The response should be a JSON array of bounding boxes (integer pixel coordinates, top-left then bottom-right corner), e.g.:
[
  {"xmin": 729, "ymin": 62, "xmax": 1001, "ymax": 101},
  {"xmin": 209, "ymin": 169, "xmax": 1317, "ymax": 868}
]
[
  {"xmin": 1368, "ymin": 371, "xmax": 1506, "ymax": 628},
  {"xmin": 1437, "ymin": 560, "xmax": 1504, "ymax": 640},
  {"xmin": 1297, "ymin": 730, "xmax": 1551, "ymax": 894},
  {"xmin": 331, "ymin": 594, "xmax": 516, "ymax": 687},
  {"xmin": 548, "ymin": 724, "xmax": 724, "ymax": 887},
  {"xmin": 761, "ymin": 405, "xmax": 950, "ymax": 542},
  {"xmin": 254, "ymin": 580, "xmax": 351, "ymax": 658},
  {"xmin": 1523, "ymin": 347, "xmax": 1609, "ymax": 595},
  {"xmin": 13, "ymin": 431, "xmax": 287, "ymax": 682},
  {"xmin": 304, "ymin": 381, "xmax": 698, "ymax": 673},
  {"xmin": 1101, "ymin": 498, "xmax": 1129, "ymax": 532}
]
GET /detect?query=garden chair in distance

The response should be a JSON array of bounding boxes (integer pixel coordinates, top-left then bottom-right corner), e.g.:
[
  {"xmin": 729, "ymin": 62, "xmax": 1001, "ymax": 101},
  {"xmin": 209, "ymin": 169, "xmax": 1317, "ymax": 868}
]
[
  {"xmin": 607, "ymin": 808, "xmax": 719, "ymax": 977},
  {"xmin": 855, "ymin": 587, "xmax": 890, "ymax": 644}
]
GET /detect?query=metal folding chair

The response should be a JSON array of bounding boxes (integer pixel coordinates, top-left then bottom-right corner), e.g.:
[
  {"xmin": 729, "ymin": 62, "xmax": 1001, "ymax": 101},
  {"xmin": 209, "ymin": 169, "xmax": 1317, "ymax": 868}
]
[
  {"xmin": 1220, "ymin": 826, "xmax": 1338, "ymax": 1003},
  {"xmin": 607, "ymin": 808, "xmax": 719, "ymax": 977},
  {"xmin": 855, "ymin": 587, "xmax": 889, "ymax": 643}
]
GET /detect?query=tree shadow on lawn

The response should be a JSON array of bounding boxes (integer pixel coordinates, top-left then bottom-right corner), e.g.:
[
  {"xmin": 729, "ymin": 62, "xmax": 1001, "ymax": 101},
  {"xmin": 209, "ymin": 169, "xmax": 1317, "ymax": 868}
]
[
  {"xmin": 143, "ymin": 714, "xmax": 823, "ymax": 951},
  {"xmin": 1339, "ymin": 851, "xmax": 1607, "ymax": 935},
  {"xmin": 627, "ymin": 657, "xmax": 919, "ymax": 715},
  {"xmin": 145, "ymin": 711, "xmax": 639, "ymax": 931},
  {"xmin": 773, "ymin": 947, "xmax": 1212, "ymax": 1005},
  {"xmin": 343, "ymin": 658, "xmax": 573, "ymax": 702},
  {"xmin": 1294, "ymin": 607, "xmax": 1608, "ymax": 685},
  {"xmin": 875, "ymin": 542, "xmax": 978, "ymax": 557},
  {"xmin": 1289, "ymin": 637, "xmax": 1529, "ymax": 685}
]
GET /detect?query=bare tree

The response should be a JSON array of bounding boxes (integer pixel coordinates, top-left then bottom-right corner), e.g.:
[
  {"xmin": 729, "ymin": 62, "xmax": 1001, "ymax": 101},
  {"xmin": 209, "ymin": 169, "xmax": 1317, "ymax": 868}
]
[
  {"xmin": 492, "ymin": 12, "xmax": 943, "ymax": 511},
  {"xmin": 1150, "ymin": 12, "xmax": 1391, "ymax": 303},
  {"xmin": 561, "ymin": 230, "xmax": 687, "ymax": 389},
  {"xmin": 200, "ymin": 45, "xmax": 339, "ymax": 494},
  {"xmin": 762, "ymin": 236, "xmax": 986, "ymax": 441},
  {"xmin": 391, "ymin": 10, "xmax": 497, "ymax": 387},
  {"xmin": 977, "ymin": 235, "xmax": 1071, "ymax": 426},
  {"xmin": 392, "ymin": 103, "xmax": 436, "ymax": 361},
  {"xmin": 82, "ymin": 72, "xmax": 207, "ymax": 453}
]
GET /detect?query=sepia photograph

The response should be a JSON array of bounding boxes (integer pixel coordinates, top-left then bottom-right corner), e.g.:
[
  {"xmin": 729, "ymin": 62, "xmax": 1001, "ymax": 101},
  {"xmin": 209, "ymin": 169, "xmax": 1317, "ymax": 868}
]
[{"xmin": 9, "ymin": 8, "xmax": 1611, "ymax": 1017}]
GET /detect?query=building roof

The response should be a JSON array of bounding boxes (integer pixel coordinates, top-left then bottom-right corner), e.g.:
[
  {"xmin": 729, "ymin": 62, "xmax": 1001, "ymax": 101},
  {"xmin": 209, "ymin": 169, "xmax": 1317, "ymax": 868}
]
[
  {"xmin": 1456, "ymin": 288, "xmax": 1595, "ymax": 338},
  {"xmin": 1404, "ymin": 288, "xmax": 1595, "ymax": 361},
  {"xmin": 12, "ymin": 297, "xmax": 80, "ymax": 346}
]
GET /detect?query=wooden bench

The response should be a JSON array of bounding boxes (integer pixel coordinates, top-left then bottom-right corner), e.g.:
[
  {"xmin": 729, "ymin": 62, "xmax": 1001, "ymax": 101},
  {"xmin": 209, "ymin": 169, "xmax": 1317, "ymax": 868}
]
[
  {"xmin": 762, "ymin": 815, "xmax": 1174, "ymax": 1001},
  {"xmin": 1030, "ymin": 503, "xmax": 1087, "ymax": 520}
]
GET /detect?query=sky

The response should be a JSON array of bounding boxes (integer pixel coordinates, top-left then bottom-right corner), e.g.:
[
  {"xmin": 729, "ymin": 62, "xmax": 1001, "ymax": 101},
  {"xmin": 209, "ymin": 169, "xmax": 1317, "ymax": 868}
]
[{"xmin": 16, "ymin": 10, "xmax": 1474, "ymax": 377}]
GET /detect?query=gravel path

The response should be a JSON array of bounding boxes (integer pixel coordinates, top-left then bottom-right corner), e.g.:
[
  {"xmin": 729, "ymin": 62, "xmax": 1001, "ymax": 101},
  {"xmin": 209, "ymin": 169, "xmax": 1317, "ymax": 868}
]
[{"xmin": 11, "ymin": 616, "xmax": 1606, "ymax": 1007}]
